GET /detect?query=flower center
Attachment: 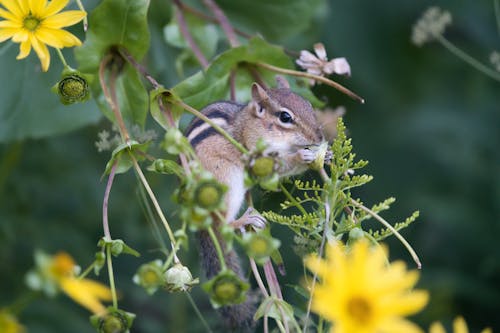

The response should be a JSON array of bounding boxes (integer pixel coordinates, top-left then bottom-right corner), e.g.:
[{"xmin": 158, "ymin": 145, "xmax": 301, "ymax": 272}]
[
  {"xmin": 23, "ymin": 15, "xmax": 40, "ymax": 31},
  {"xmin": 346, "ymin": 297, "xmax": 372, "ymax": 324}
]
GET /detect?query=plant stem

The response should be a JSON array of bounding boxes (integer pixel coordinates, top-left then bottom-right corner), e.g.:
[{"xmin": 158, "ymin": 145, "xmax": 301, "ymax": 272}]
[
  {"xmin": 207, "ymin": 226, "xmax": 227, "ymax": 271},
  {"xmin": 279, "ymin": 183, "xmax": 308, "ymax": 216},
  {"xmin": 102, "ymin": 161, "xmax": 117, "ymax": 240},
  {"xmin": 436, "ymin": 34, "xmax": 500, "ymax": 82},
  {"xmin": 55, "ymin": 48, "xmax": 68, "ymax": 68},
  {"xmin": 78, "ymin": 261, "xmax": 95, "ymax": 279},
  {"xmin": 172, "ymin": 1, "xmax": 209, "ymax": 68},
  {"xmin": 255, "ymin": 62, "xmax": 365, "ymax": 103},
  {"xmin": 75, "ymin": 0, "xmax": 88, "ymax": 31},
  {"xmin": 106, "ymin": 245, "xmax": 118, "ymax": 308},
  {"xmin": 202, "ymin": 0, "xmax": 239, "ymax": 47},
  {"xmin": 350, "ymin": 199, "xmax": 422, "ymax": 269},
  {"xmin": 175, "ymin": 100, "xmax": 248, "ymax": 154},
  {"xmin": 119, "ymin": 46, "xmax": 161, "ymax": 88},
  {"xmin": 99, "ymin": 55, "xmax": 130, "ymax": 142},
  {"xmin": 130, "ymin": 154, "xmax": 177, "ymax": 249},
  {"xmin": 186, "ymin": 292, "xmax": 214, "ymax": 333},
  {"xmin": 249, "ymin": 258, "xmax": 269, "ymax": 297}
]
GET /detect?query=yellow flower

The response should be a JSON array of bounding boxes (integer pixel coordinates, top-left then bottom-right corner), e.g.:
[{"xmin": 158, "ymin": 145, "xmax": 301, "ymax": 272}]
[
  {"xmin": 0, "ymin": 0, "xmax": 86, "ymax": 71},
  {"xmin": 429, "ymin": 316, "xmax": 492, "ymax": 333},
  {"xmin": 48, "ymin": 252, "xmax": 113, "ymax": 315},
  {"xmin": 305, "ymin": 240, "xmax": 429, "ymax": 333},
  {"xmin": 0, "ymin": 309, "xmax": 24, "ymax": 333}
]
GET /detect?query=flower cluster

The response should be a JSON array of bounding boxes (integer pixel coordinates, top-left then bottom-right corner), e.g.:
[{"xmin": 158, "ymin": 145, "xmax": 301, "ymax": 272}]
[{"xmin": 412, "ymin": 7, "xmax": 452, "ymax": 46}]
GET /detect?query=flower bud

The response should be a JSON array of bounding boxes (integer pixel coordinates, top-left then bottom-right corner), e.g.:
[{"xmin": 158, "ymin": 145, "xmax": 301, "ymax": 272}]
[
  {"xmin": 194, "ymin": 180, "xmax": 225, "ymax": 210},
  {"xmin": 133, "ymin": 260, "xmax": 165, "ymax": 295},
  {"xmin": 52, "ymin": 67, "xmax": 91, "ymax": 105},
  {"xmin": 308, "ymin": 142, "xmax": 329, "ymax": 171},
  {"xmin": 251, "ymin": 156, "xmax": 275, "ymax": 177},
  {"xmin": 202, "ymin": 270, "xmax": 249, "ymax": 307},
  {"xmin": 162, "ymin": 128, "xmax": 187, "ymax": 155},
  {"xmin": 243, "ymin": 232, "xmax": 281, "ymax": 265},
  {"xmin": 90, "ymin": 308, "xmax": 135, "ymax": 333},
  {"xmin": 348, "ymin": 227, "xmax": 365, "ymax": 242},
  {"xmin": 164, "ymin": 263, "xmax": 199, "ymax": 292}
]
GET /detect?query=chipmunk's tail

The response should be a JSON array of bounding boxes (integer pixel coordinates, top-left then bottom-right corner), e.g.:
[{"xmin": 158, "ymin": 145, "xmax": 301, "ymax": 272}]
[{"xmin": 198, "ymin": 229, "xmax": 256, "ymax": 332}]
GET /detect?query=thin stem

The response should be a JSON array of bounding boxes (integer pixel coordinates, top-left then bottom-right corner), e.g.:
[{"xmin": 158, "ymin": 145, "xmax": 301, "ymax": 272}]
[
  {"xmin": 350, "ymin": 199, "xmax": 422, "ymax": 269},
  {"xmin": 106, "ymin": 245, "xmax": 118, "ymax": 308},
  {"xmin": 207, "ymin": 226, "xmax": 227, "ymax": 271},
  {"xmin": 175, "ymin": 100, "xmax": 248, "ymax": 154},
  {"xmin": 119, "ymin": 46, "xmax": 161, "ymax": 88},
  {"xmin": 99, "ymin": 55, "xmax": 130, "ymax": 142},
  {"xmin": 436, "ymin": 34, "xmax": 500, "ymax": 82},
  {"xmin": 186, "ymin": 292, "xmax": 214, "ymax": 333},
  {"xmin": 255, "ymin": 62, "xmax": 365, "ymax": 103},
  {"xmin": 494, "ymin": 0, "xmax": 500, "ymax": 36},
  {"xmin": 78, "ymin": 261, "xmax": 95, "ymax": 279},
  {"xmin": 102, "ymin": 161, "xmax": 117, "ymax": 240},
  {"xmin": 276, "ymin": 320, "xmax": 287, "ymax": 333},
  {"xmin": 249, "ymin": 258, "xmax": 269, "ymax": 297},
  {"xmin": 130, "ymin": 154, "xmax": 177, "ymax": 248},
  {"xmin": 172, "ymin": 1, "xmax": 209, "ymax": 68},
  {"xmin": 279, "ymin": 183, "xmax": 308, "ymax": 216},
  {"xmin": 55, "ymin": 48, "xmax": 68, "ymax": 67},
  {"xmin": 75, "ymin": 0, "xmax": 88, "ymax": 31},
  {"xmin": 202, "ymin": 0, "xmax": 239, "ymax": 47}
]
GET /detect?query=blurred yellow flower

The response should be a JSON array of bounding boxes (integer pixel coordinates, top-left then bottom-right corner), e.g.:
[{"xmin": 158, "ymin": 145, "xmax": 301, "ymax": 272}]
[
  {"xmin": 0, "ymin": 0, "xmax": 86, "ymax": 71},
  {"xmin": 49, "ymin": 252, "xmax": 113, "ymax": 315},
  {"xmin": 429, "ymin": 316, "xmax": 492, "ymax": 333},
  {"xmin": 305, "ymin": 240, "xmax": 429, "ymax": 333},
  {"xmin": 0, "ymin": 309, "xmax": 24, "ymax": 333}
]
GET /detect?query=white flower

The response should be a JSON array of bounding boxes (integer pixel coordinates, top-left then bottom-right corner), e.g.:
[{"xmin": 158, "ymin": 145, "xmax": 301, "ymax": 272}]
[
  {"xmin": 296, "ymin": 43, "xmax": 351, "ymax": 85},
  {"xmin": 412, "ymin": 7, "xmax": 452, "ymax": 46}
]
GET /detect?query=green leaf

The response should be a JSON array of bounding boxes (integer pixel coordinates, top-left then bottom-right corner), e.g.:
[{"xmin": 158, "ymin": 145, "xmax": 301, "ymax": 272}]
[
  {"xmin": 75, "ymin": 0, "xmax": 150, "ymax": 74},
  {"xmin": 0, "ymin": 44, "xmax": 101, "ymax": 142},
  {"xmin": 172, "ymin": 36, "xmax": 323, "ymax": 109},
  {"xmin": 149, "ymin": 87, "xmax": 184, "ymax": 130},
  {"xmin": 74, "ymin": 0, "xmax": 150, "ymax": 128},
  {"xmin": 104, "ymin": 140, "xmax": 151, "ymax": 175},
  {"xmin": 217, "ymin": 0, "xmax": 325, "ymax": 42}
]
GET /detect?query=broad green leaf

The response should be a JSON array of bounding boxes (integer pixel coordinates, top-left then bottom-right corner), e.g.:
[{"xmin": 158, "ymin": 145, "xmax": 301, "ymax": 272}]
[
  {"xmin": 75, "ymin": 0, "xmax": 150, "ymax": 73},
  {"xmin": 75, "ymin": 0, "xmax": 150, "ymax": 129},
  {"xmin": 172, "ymin": 37, "xmax": 323, "ymax": 109},
  {"xmin": 0, "ymin": 44, "xmax": 101, "ymax": 143},
  {"xmin": 218, "ymin": 0, "xmax": 324, "ymax": 42},
  {"xmin": 149, "ymin": 87, "xmax": 184, "ymax": 130}
]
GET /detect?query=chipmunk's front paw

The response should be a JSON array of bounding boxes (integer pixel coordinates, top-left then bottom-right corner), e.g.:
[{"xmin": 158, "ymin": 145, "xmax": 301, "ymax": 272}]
[
  {"xmin": 230, "ymin": 207, "xmax": 266, "ymax": 230},
  {"xmin": 298, "ymin": 148, "xmax": 317, "ymax": 164}
]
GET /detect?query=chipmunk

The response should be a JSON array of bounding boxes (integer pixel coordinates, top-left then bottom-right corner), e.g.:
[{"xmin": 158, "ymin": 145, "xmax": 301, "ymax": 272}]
[{"xmin": 185, "ymin": 76, "xmax": 324, "ymax": 331}]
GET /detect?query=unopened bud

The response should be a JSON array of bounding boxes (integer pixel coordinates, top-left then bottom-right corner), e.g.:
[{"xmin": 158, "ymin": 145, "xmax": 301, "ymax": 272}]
[
  {"xmin": 52, "ymin": 67, "xmax": 91, "ymax": 105},
  {"xmin": 194, "ymin": 180, "xmax": 225, "ymax": 210},
  {"xmin": 133, "ymin": 260, "xmax": 164, "ymax": 295},
  {"xmin": 164, "ymin": 263, "xmax": 198, "ymax": 292},
  {"xmin": 251, "ymin": 157, "xmax": 275, "ymax": 177}
]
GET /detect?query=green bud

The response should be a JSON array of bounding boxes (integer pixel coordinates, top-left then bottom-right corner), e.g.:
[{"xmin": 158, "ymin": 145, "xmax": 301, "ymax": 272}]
[
  {"xmin": 242, "ymin": 232, "xmax": 281, "ymax": 265},
  {"xmin": 164, "ymin": 263, "xmax": 199, "ymax": 292},
  {"xmin": 348, "ymin": 227, "xmax": 365, "ymax": 242},
  {"xmin": 251, "ymin": 156, "xmax": 275, "ymax": 177},
  {"xmin": 194, "ymin": 180, "xmax": 225, "ymax": 210},
  {"xmin": 133, "ymin": 260, "xmax": 165, "ymax": 295},
  {"xmin": 162, "ymin": 129, "xmax": 186, "ymax": 155},
  {"xmin": 52, "ymin": 67, "xmax": 91, "ymax": 105},
  {"xmin": 90, "ymin": 308, "xmax": 135, "ymax": 333},
  {"xmin": 202, "ymin": 270, "xmax": 249, "ymax": 308}
]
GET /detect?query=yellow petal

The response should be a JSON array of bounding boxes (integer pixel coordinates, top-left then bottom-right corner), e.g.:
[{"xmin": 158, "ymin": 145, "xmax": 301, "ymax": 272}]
[
  {"xmin": 41, "ymin": 0, "xmax": 69, "ymax": 18},
  {"xmin": 11, "ymin": 29, "xmax": 28, "ymax": 42},
  {"xmin": 429, "ymin": 322, "xmax": 446, "ymax": 333},
  {"xmin": 16, "ymin": 39, "xmax": 31, "ymax": 59},
  {"xmin": 0, "ymin": 7, "xmax": 19, "ymax": 21},
  {"xmin": 28, "ymin": 0, "xmax": 47, "ymax": 17},
  {"xmin": 381, "ymin": 290, "xmax": 429, "ymax": 316},
  {"xmin": 452, "ymin": 317, "xmax": 469, "ymax": 333},
  {"xmin": 16, "ymin": 0, "xmax": 30, "ymax": 15},
  {"xmin": 36, "ymin": 27, "xmax": 80, "ymax": 47},
  {"xmin": 381, "ymin": 317, "xmax": 424, "ymax": 333},
  {"xmin": 0, "ymin": 0, "xmax": 25, "ymax": 17},
  {"xmin": 0, "ymin": 19, "xmax": 22, "ymax": 28},
  {"xmin": 0, "ymin": 27, "xmax": 17, "ymax": 41},
  {"xmin": 29, "ymin": 34, "xmax": 50, "ymax": 71},
  {"xmin": 42, "ymin": 10, "xmax": 86, "ymax": 29},
  {"xmin": 59, "ymin": 278, "xmax": 112, "ymax": 314},
  {"xmin": 480, "ymin": 328, "xmax": 493, "ymax": 333}
]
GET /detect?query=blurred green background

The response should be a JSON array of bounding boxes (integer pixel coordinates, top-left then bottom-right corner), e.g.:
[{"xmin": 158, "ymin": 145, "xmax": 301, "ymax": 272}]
[{"xmin": 1, "ymin": 0, "xmax": 498, "ymax": 332}]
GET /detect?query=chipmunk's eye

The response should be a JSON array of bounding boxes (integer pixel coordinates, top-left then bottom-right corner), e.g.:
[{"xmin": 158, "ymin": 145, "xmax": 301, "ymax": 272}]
[{"xmin": 278, "ymin": 111, "xmax": 293, "ymax": 124}]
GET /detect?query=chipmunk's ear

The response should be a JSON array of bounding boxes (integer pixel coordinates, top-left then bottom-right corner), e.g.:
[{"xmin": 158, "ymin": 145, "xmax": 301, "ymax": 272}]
[
  {"xmin": 251, "ymin": 82, "xmax": 269, "ymax": 102},
  {"xmin": 275, "ymin": 75, "xmax": 290, "ymax": 89}
]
